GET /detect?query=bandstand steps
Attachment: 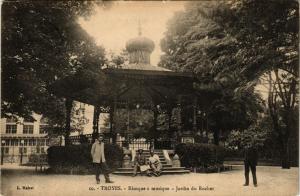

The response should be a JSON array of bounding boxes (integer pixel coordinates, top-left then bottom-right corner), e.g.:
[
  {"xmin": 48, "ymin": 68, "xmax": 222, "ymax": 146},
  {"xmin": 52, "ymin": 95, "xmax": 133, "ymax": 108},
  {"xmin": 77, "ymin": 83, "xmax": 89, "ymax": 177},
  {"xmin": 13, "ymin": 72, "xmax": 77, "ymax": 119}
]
[
  {"xmin": 115, "ymin": 167, "xmax": 187, "ymax": 172},
  {"xmin": 113, "ymin": 150, "xmax": 190, "ymax": 175},
  {"xmin": 113, "ymin": 170, "xmax": 190, "ymax": 175}
]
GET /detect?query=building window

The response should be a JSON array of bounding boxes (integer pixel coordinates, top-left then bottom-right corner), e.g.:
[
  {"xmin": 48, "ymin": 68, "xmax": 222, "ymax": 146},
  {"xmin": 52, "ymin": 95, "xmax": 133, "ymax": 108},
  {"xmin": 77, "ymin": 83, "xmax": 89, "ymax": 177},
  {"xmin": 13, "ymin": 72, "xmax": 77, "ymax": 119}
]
[
  {"xmin": 23, "ymin": 125, "xmax": 34, "ymax": 134},
  {"xmin": 6, "ymin": 125, "xmax": 17, "ymax": 134},
  {"xmin": 19, "ymin": 139, "xmax": 27, "ymax": 146},
  {"xmin": 3, "ymin": 139, "xmax": 10, "ymax": 146},
  {"xmin": 11, "ymin": 139, "xmax": 18, "ymax": 146},
  {"xmin": 37, "ymin": 139, "xmax": 45, "ymax": 146},
  {"xmin": 41, "ymin": 147, "xmax": 45, "ymax": 154},
  {"xmin": 39, "ymin": 125, "xmax": 48, "ymax": 134},
  {"xmin": 28, "ymin": 139, "xmax": 36, "ymax": 146},
  {"xmin": 4, "ymin": 147, "xmax": 9, "ymax": 154},
  {"xmin": 6, "ymin": 116, "xmax": 18, "ymax": 123}
]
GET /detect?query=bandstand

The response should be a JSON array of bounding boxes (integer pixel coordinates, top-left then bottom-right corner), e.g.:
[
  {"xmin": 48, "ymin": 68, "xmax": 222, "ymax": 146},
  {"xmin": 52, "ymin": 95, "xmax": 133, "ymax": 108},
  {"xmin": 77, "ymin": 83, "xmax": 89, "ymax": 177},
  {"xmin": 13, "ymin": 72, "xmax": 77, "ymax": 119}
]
[{"xmin": 51, "ymin": 28, "xmax": 216, "ymax": 149}]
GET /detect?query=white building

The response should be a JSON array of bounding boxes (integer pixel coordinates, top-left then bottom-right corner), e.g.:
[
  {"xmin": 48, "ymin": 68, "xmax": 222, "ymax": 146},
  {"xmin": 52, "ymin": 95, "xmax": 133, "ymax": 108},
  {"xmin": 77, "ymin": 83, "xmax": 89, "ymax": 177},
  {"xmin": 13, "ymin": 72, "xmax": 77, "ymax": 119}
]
[
  {"xmin": 0, "ymin": 102, "xmax": 110, "ymax": 164},
  {"xmin": 0, "ymin": 115, "xmax": 49, "ymax": 164}
]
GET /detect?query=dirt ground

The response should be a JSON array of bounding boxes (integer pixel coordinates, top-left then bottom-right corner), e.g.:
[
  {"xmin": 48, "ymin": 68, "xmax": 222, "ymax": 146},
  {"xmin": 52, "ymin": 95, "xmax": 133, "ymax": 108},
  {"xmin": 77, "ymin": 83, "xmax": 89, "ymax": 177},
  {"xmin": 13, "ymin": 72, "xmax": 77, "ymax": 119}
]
[{"xmin": 1, "ymin": 164, "xmax": 298, "ymax": 196}]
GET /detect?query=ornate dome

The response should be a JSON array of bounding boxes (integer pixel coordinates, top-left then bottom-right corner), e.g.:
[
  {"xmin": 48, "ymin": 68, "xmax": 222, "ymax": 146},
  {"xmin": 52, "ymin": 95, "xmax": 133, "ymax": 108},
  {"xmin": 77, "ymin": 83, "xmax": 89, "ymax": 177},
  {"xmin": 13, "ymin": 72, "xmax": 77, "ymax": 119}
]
[{"xmin": 125, "ymin": 36, "xmax": 155, "ymax": 52}]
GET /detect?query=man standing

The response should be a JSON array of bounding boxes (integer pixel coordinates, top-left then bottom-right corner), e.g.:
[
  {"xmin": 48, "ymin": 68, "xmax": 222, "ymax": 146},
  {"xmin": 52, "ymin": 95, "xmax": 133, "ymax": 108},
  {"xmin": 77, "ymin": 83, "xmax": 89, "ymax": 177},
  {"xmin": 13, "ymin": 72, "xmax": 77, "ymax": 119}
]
[
  {"xmin": 132, "ymin": 149, "xmax": 151, "ymax": 177},
  {"xmin": 148, "ymin": 150, "xmax": 162, "ymax": 176},
  {"xmin": 91, "ymin": 134, "xmax": 114, "ymax": 184},
  {"xmin": 243, "ymin": 142, "xmax": 258, "ymax": 187}
]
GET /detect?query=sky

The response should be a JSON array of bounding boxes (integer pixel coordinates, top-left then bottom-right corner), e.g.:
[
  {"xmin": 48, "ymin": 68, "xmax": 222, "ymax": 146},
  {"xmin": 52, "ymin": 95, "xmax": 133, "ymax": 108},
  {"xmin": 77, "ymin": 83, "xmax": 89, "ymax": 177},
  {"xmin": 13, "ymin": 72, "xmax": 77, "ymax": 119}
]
[{"xmin": 79, "ymin": 1, "xmax": 185, "ymax": 65}]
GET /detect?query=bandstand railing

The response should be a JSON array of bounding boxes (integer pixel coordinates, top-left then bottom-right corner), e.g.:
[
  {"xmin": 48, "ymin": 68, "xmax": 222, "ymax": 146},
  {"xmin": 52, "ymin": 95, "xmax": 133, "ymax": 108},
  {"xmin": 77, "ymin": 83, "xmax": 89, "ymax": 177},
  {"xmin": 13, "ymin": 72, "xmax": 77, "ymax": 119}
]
[{"xmin": 69, "ymin": 134, "xmax": 176, "ymax": 150}]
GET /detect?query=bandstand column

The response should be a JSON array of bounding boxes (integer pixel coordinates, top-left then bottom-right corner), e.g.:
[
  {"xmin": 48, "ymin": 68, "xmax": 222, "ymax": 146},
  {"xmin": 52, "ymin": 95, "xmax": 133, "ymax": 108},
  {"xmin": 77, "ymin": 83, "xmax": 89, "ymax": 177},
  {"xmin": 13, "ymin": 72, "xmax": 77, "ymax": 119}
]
[
  {"xmin": 176, "ymin": 96, "xmax": 182, "ymax": 141},
  {"xmin": 65, "ymin": 98, "xmax": 73, "ymax": 146},
  {"xmin": 126, "ymin": 102, "xmax": 130, "ymax": 136},
  {"xmin": 193, "ymin": 97, "xmax": 197, "ymax": 132},
  {"xmin": 167, "ymin": 107, "xmax": 172, "ymax": 131},
  {"xmin": 92, "ymin": 106, "xmax": 100, "ymax": 142},
  {"xmin": 152, "ymin": 105, "xmax": 159, "ymax": 148},
  {"xmin": 110, "ymin": 99, "xmax": 117, "ymax": 144}
]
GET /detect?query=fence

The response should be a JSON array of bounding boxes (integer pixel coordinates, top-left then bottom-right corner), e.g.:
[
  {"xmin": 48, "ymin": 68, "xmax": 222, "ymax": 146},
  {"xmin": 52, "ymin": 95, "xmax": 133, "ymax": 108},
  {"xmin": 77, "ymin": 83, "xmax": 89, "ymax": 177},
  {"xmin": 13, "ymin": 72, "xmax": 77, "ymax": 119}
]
[
  {"xmin": 116, "ymin": 138, "xmax": 153, "ymax": 150},
  {"xmin": 69, "ymin": 134, "xmax": 176, "ymax": 150}
]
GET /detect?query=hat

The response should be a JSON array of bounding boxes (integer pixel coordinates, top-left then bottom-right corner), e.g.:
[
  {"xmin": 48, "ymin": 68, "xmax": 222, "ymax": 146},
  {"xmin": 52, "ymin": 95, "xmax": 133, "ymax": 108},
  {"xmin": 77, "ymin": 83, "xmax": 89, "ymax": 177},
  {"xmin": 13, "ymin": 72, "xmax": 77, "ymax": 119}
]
[{"xmin": 98, "ymin": 133, "xmax": 104, "ymax": 137}]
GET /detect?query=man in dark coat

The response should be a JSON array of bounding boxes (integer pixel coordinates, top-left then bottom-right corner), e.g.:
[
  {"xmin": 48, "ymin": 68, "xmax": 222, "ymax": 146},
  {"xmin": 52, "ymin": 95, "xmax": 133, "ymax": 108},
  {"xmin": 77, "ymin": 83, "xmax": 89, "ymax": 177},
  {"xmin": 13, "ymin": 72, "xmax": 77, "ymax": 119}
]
[{"xmin": 243, "ymin": 143, "xmax": 258, "ymax": 187}]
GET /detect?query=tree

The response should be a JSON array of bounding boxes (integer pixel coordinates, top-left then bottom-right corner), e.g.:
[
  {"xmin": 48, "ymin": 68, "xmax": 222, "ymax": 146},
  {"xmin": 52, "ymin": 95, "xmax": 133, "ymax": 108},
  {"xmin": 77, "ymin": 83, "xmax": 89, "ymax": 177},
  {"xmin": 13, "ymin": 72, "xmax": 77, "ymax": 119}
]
[
  {"xmin": 210, "ymin": 0, "xmax": 298, "ymax": 168},
  {"xmin": 267, "ymin": 70, "xmax": 298, "ymax": 168},
  {"xmin": 1, "ymin": 1, "xmax": 110, "ymax": 144},
  {"xmin": 106, "ymin": 50, "xmax": 129, "ymax": 69},
  {"xmin": 103, "ymin": 108, "xmax": 170, "ymax": 140},
  {"xmin": 159, "ymin": 1, "xmax": 264, "ymax": 145}
]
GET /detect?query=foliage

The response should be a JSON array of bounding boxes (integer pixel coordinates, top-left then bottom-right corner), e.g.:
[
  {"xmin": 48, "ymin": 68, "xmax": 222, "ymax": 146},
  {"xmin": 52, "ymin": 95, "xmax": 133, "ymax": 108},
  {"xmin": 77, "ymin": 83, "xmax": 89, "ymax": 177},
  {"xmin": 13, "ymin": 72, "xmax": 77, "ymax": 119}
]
[
  {"xmin": 175, "ymin": 143, "xmax": 226, "ymax": 168},
  {"xmin": 212, "ymin": 0, "xmax": 298, "ymax": 77},
  {"xmin": 106, "ymin": 50, "xmax": 129, "ymax": 69},
  {"xmin": 1, "ymin": 1, "xmax": 108, "ymax": 132},
  {"xmin": 71, "ymin": 102, "xmax": 89, "ymax": 133},
  {"xmin": 226, "ymin": 126, "xmax": 267, "ymax": 150},
  {"xmin": 210, "ymin": 0, "xmax": 298, "ymax": 168},
  {"xmin": 104, "ymin": 108, "xmax": 172, "ymax": 139},
  {"xmin": 225, "ymin": 111, "xmax": 298, "ymax": 166},
  {"xmin": 159, "ymin": 1, "xmax": 265, "ymax": 144},
  {"xmin": 47, "ymin": 144, "xmax": 123, "ymax": 174}
]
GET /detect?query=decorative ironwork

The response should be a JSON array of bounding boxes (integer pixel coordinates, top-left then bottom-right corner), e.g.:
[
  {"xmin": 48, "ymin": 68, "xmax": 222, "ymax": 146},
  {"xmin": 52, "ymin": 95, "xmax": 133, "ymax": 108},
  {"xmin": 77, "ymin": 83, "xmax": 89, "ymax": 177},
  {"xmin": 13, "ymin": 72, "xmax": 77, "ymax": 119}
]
[
  {"xmin": 99, "ymin": 106, "xmax": 111, "ymax": 113},
  {"xmin": 69, "ymin": 134, "xmax": 175, "ymax": 150}
]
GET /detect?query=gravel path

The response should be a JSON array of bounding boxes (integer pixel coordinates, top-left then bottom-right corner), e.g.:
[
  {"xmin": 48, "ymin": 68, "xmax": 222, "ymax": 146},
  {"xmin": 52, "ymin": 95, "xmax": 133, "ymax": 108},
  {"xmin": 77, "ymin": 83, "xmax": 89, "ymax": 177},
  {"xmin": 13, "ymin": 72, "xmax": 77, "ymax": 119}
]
[{"xmin": 1, "ymin": 164, "xmax": 298, "ymax": 196}]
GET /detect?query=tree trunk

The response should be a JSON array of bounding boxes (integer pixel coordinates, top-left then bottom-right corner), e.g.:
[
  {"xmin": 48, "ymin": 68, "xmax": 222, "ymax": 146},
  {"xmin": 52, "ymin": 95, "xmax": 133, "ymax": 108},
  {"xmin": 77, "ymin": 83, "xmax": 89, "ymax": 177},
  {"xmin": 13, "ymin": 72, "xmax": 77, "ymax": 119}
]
[
  {"xmin": 213, "ymin": 129, "xmax": 219, "ymax": 145},
  {"xmin": 65, "ymin": 98, "xmax": 73, "ymax": 146},
  {"xmin": 280, "ymin": 140, "xmax": 290, "ymax": 169},
  {"xmin": 168, "ymin": 109, "xmax": 172, "ymax": 131},
  {"xmin": 92, "ymin": 106, "xmax": 100, "ymax": 143}
]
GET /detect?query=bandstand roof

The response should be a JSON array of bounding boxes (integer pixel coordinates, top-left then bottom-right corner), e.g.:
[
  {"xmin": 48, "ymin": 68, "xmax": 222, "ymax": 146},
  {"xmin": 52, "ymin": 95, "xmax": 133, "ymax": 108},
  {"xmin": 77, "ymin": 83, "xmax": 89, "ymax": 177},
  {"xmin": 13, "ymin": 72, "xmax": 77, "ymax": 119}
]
[
  {"xmin": 50, "ymin": 29, "xmax": 218, "ymax": 109},
  {"xmin": 121, "ymin": 63, "xmax": 171, "ymax": 71},
  {"xmin": 50, "ymin": 66, "xmax": 199, "ymax": 108}
]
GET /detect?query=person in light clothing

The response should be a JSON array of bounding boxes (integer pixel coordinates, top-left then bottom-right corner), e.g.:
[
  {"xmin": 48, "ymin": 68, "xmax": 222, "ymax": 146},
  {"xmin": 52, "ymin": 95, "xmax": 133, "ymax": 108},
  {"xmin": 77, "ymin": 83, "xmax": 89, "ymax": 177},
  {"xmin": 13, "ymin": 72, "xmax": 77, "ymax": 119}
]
[
  {"xmin": 91, "ymin": 134, "xmax": 113, "ymax": 184},
  {"xmin": 132, "ymin": 149, "xmax": 151, "ymax": 177},
  {"xmin": 148, "ymin": 150, "xmax": 162, "ymax": 176}
]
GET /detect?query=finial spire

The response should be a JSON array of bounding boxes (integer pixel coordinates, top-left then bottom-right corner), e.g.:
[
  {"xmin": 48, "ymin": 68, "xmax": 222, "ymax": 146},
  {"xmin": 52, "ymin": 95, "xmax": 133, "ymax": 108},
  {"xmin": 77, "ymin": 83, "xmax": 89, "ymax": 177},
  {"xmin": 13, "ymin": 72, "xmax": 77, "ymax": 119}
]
[{"xmin": 138, "ymin": 19, "xmax": 142, "ymax": 36}]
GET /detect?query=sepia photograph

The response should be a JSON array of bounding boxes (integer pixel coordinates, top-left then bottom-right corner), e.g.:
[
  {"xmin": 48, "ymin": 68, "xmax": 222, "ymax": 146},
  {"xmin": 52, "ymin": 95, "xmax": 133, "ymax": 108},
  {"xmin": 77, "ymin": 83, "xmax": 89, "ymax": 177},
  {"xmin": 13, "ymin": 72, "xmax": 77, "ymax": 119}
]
[{"xmin": 1, "ymin": 0, "xmax": 299, "ymax": 196}]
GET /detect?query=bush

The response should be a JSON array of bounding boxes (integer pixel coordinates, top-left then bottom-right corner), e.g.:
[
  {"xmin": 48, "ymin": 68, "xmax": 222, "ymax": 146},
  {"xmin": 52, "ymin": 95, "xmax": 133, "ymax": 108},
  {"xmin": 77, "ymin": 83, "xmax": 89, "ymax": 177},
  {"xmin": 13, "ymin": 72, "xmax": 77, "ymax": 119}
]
[
  {"xmin": 47, "ymin": 144, "xmax": 123, "ymax": 174},
  {"xmin": 175, "ymin": 143, "xmax": 226, "ymax": 169},
  {"xmin": 223, "ymin": 148, "xmax": 244, "ymax": 159}
]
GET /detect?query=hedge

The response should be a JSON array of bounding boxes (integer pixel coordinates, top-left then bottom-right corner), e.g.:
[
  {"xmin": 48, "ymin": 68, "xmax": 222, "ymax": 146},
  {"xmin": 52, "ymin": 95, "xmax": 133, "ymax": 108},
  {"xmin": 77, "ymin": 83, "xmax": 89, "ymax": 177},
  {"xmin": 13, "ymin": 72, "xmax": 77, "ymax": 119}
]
[
  {"xmin": 175, "ymin": 143, "xmax": 226, "ymax": 169},
  {"xmin": 47, "ymin": 144, "xmax": 123, "ymax": 174}
]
